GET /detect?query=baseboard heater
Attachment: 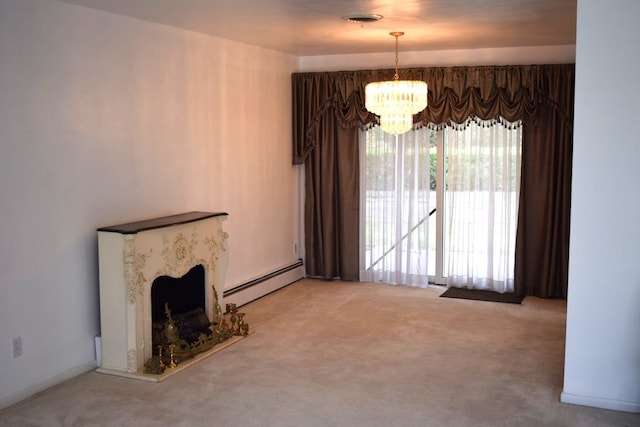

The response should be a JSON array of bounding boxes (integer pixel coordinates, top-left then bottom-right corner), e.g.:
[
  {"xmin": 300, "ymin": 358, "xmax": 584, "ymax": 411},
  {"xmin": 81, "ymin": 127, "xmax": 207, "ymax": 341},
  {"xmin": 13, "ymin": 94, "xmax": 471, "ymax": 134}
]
[{"xmin": 223, "ymin": 259, "xmax": 304, "ymax": 307}]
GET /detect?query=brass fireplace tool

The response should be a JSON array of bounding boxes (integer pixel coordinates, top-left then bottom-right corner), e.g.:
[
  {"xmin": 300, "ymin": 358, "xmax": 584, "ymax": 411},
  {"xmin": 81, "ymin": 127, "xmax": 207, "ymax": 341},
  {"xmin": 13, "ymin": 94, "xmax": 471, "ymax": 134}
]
[
  {"xmin": 225, "ymin": 303, "xmax": 250, "ymax": 336},
  {"xmin": 144, "ymin": 286, "xmax": 250, "ymax": 375}
]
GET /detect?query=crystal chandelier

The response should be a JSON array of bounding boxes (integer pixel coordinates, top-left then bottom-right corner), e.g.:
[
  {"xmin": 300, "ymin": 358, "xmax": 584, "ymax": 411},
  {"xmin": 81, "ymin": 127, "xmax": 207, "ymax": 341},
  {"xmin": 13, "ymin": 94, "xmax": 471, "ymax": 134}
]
[{"xmin": 365, "ymin": 32, "xmax": 428, "ymax": 135}]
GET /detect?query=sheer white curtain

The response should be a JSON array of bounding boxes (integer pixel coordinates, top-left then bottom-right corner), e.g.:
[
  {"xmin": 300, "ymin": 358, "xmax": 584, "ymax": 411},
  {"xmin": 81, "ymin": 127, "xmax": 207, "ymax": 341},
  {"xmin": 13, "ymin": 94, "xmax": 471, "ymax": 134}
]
[
  {"xmin": 445, "ymin": 118, "xmax": 522, "ymax": 293},
  {"xmin": 359, "ymin": 126, "xmax": 433, "ymax": 287}
]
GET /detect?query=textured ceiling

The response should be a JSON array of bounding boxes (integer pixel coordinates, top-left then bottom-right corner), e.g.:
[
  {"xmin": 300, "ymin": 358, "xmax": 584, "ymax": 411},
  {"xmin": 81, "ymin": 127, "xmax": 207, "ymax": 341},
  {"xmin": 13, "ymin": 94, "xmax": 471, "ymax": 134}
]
[{"xmin": 55, "ymin": 0, "xmax": 577, "ymax": 56}]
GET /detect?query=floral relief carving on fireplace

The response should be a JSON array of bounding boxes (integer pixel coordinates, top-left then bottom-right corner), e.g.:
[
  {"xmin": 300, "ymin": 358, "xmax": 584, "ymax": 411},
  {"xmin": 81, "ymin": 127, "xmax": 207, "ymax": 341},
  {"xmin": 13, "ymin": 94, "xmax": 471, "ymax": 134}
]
[
  {"xmin": 160, "ymin": 232, "xmax": 199, "ymax": 278},
  {"xmin": 156, "ymin": 228, "xmax": 228, "ymax": 282},
  {"xmin": 122, "ymin": 227, "xmax": 229, "ymax": 310},
  {"xmin": 124, "ymin": 235, "xmax": 152, "ymax": 304},
  {"xmin": 204, "ymin": 228, "xmax": 229, "ymax": 274},
  {"xmin": 127, "ymin": 349, "xmax": 137, "ymax": 372}
]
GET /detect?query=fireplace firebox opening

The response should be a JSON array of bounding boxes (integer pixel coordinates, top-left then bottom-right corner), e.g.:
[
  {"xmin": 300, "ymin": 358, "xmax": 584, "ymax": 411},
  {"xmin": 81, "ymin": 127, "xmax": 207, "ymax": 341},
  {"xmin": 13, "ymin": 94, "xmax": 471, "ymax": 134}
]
[
  {"xmin": 151, "ymin": 264, "xmax": 214, "ymax": 349},
  {"xmin": 151, "ymin": 264, "xmax": 206, "ymax": 324}
]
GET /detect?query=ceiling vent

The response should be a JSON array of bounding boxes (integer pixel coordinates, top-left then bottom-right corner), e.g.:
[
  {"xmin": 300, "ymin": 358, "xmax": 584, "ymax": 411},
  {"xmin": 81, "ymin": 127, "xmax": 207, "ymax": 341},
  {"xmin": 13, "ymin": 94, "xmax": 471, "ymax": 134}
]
[{"xmin": 342, "ymin": 14, "xmax": 383, "ymax": 24}]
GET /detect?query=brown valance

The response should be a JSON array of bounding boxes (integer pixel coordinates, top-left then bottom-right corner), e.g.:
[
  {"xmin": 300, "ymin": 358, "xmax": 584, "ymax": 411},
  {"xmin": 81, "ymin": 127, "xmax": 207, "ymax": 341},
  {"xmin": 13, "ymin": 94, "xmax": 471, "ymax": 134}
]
[{"xmin": 292, "ymin": 65, "xmax": 574, "ymax": 164}]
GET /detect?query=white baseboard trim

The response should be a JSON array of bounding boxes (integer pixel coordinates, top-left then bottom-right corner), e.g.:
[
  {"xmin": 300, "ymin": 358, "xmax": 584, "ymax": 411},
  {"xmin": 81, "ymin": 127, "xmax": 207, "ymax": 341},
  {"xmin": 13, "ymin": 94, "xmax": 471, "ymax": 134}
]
[
  {"xmin": 223, "ymin": 260, "xmax": 304, "ymax": 308},
  {"xmin": 561, "ymin": 391, "xmax": 640, "ymax": 413},
  {"xmin": 0, "ymin": 361, "xmax": 97, "ymax": 411}
]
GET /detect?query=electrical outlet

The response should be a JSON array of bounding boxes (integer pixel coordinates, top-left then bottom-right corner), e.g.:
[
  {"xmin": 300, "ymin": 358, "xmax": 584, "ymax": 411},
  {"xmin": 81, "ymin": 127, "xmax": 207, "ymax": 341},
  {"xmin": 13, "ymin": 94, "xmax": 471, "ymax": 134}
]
[{"xmin": 12, "ymin": 337, "xmax": 22, "ymax": 358}]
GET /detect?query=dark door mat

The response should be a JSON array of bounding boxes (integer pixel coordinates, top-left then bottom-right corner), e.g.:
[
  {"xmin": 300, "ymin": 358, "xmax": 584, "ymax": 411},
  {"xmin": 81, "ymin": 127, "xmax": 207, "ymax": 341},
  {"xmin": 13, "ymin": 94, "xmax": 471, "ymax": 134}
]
[{"xmin": 439, "ymin": 287, "xmax": 524, "ymax": 304}]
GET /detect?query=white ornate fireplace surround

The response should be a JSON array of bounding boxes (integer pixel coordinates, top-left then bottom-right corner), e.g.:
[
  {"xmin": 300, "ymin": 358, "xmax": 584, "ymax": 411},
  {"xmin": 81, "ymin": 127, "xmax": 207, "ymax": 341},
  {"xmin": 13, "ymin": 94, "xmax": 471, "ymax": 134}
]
[{"xmin": 96, "ymin": 212, "xmax": 229, "ymax": 381}]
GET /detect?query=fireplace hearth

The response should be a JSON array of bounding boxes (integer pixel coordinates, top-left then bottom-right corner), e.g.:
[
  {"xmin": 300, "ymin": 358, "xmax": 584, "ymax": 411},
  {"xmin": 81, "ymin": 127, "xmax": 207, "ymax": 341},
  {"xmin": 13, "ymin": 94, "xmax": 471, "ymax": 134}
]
[{"xmin": 96, "ymin": 211, "xmax": 240, "ymax": 381}]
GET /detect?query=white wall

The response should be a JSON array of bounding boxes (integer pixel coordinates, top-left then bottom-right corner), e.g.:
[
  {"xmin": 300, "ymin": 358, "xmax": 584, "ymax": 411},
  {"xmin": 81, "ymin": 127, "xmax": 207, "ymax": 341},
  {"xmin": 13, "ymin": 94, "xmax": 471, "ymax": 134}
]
[
  {"xmin": 562, "ymin": 0, "xmax": 640, "ymax": 413},
  {"xmin": 0, "ymin": 0, "xmax": 299, "ymax": 407}
]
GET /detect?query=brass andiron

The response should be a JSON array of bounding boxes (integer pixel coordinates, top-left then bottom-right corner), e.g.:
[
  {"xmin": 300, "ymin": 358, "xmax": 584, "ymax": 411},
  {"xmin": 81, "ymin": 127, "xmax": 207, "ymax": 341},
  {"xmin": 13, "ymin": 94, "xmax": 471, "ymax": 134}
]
[
  {"xmin": 143, "ymin": 351, "xmax": 166, "ymax": 375},
  {"xmin": 213, "ymin": 287, "xmax": 233, "ymax": 341},
  {"xmin": 236, "ymin": 312, "xmax": 246, "ymax": 336},
  {"xmin": 157, "ymin": 345, "xmax": 165, "ymax": 369},
  {"xmin": 225, "ymin": 303, "xmax": 250, "ymax": 336},
  {"xmin": 163, "ymin": 303, "xmax": 188, "ymax": 363},
  {"xmin": 168, "ymin": 344, "xmax": 178, "ymax": 369},
  {"xmin": 227, "ymin": 303, "xmax": 238, "ymax": 333},
  {"xmin": 144, "ymin": 288, "xmax": 249, "ymax": 375}
]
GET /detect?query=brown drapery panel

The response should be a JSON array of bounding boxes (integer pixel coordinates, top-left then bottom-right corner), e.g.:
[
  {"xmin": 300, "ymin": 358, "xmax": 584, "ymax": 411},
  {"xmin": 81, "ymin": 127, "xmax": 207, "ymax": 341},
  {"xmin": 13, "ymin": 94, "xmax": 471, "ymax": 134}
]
[
  {"xmin": 304, "ymin": 111, "xmax": 360, "ymax": 280},
  {"xmin": 293, "ymin": 64, "xmax": 574, "ymax": 296},
  {"xmin": 517, "ymin": 103, "xmax": 574, "ymax": 297}
]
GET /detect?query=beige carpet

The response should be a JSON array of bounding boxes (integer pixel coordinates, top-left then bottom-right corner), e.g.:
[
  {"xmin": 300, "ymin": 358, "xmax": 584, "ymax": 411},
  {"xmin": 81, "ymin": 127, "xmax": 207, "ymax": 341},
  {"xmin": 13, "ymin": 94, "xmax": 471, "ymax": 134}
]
[{"xmin": 1, "ymin": 279, "xmax": 638, "ymax": 427}]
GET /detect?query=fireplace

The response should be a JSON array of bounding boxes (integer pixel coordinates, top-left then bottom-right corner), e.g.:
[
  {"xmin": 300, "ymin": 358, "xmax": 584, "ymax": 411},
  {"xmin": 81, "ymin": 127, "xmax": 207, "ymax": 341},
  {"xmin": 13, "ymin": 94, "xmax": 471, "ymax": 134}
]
[{"xmin": 96, "ymin": 212, "xmax": 230, "ymax": 381}]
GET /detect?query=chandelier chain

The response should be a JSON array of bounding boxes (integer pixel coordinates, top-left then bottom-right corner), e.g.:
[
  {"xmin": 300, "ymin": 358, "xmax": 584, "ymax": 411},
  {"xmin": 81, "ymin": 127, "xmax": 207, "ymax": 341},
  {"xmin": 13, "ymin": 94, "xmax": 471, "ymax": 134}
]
[{"xmin": 394, "ymin": 33, "xmax": 400, "ymax": 80}]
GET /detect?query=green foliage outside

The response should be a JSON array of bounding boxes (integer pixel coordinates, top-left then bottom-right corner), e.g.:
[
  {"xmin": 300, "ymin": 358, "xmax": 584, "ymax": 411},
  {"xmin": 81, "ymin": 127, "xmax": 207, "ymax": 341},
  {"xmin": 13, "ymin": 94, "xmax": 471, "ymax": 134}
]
[
  {"xmin": 365, "ymin": 129, "xmax": 440, "ymax": 192},
  {"xmin": 365, "ymin": 128, "xmax": 518, "ymax": 193}
]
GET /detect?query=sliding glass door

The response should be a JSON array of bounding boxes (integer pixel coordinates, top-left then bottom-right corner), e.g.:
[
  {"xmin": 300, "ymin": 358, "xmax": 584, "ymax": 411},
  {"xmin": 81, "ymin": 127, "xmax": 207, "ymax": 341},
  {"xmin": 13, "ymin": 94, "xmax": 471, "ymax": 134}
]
[
  {"xmin": 359, "ymin": 126, "xmax": 437, "ymax": 287},
  {"xmin": 360, "ymin": 119, "xmax": 522, "ymax": 292},
  {"xmin": 444, "ymin": 120, "xmax": 522, "ymax": 293}
]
